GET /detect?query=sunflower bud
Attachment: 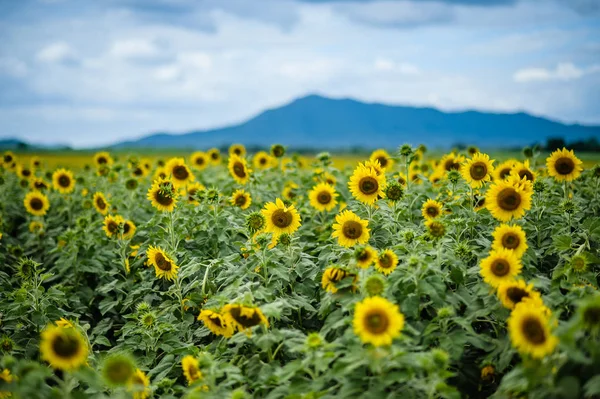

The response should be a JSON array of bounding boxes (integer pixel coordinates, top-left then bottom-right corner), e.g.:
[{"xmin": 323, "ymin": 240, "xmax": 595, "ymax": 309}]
[
  {"xmin": 101, "ymin": 353, "xmax": 136, "ymax": 387},
  {"xmin": 437, "ymin": 306, "xmax": 454, "ymax": 318},
  {"xmin": 561, "ymin": 200, "xmax": 576, "ymax": 215},
  {"xmin": 316, "ymin": 152, "xmax": 331, "ymax": 164},
  {"xmin": 246, "ymin": 212, "xmax": 265, "ymax": 233},
  {"xmin": 403, "ymin": 230, "xmax": 415, "ymax": 243},
  {"xmin": 306, "ymin": 332, "xmax": 323, "ymax": 349},
  {"xmin": 277, "ymin": 233, "xmax": 292, "ymax": 247},
  {"xmin": 523, "ymin": 146, "xmax": 534, "ymax": 158},
  {"xmin": 431, "ymin": 349, "xmax": 449, "ymax": 368},
  {"xmin": 399, "ymin": 144, "xmax": 413, "ymax": 157},
  {"xmin": 125, "ymin": 178, "xmax": 138, "ymax": 190},
  {"xmin": 467, "ymin": 146, "xmax": 479, "ymax": 156},
  {"xmin": 384, "ymin": 182, "xmax": 404, "ymax": 202},
  {"xmin": 271, "ymin": 144, "xmax": 286, "ymax": 158},
  {"xmin": 363, "ymin": 274, "xmax": 386, "ymax": 296},
  {"xmin": 533, "ymin": 180, "xmax": 547, "ymax": 193},
  {"xmin": 447, "ymin": 170, "xmax": 461, "ymax": 184},
  {"xmin": 0, "ymin": 336, "xmax": 15, "ymax": 352}
]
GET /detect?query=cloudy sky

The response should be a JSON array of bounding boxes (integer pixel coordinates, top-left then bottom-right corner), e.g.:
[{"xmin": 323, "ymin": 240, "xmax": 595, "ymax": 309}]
[{"xmin": 0, "ymin": 0, "xmax": 599, "ymax": 148}]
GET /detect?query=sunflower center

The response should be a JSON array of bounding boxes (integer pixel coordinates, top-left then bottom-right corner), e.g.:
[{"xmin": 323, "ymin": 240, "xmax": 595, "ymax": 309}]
[
  {"xmin": 357, "ymin": 250, "xmax": 369, "ymax": 261},
  {"xmin": 259, "ymin": 157, "xmax": 267, "ymax": 165},
  {"xmin": 378, "ymin": 254, "xmax": 392, "ymax": 268},
  {"xmin": 426, "ymin": 206, "xmax": 439, "ymax": 217},
  {"xmin": 376, "ymin": 157, "xmax": 387, "ymax": 168},
  {"xmin": 519, "ymin": 169, "xmax": 534, "ymax": 181},
  {"xmin": 506, "ymin": 287, "xmax": 529, "ymax": 304},
  {"xmin": 51, "ymin": 333, "xmax": 80, "ymax": 358},
  {"xmin": 98, "ymin": 156, "xmax": 107, "ymax": 164},
  {"xmin": 196, "ymin": 157, "xmax": 205, "ymax": 166},
  {"xmin": 133, "ymin": 168, "xmax": 143, "ymax": 176},
  {"xmin": 499, "ymin": 167, "xmax": 512, "ymax": 179},
  {"xmin": 4, "ymin": 155, "xmax": 12, "ymax": 163},
  {"xmin": 229, "ymin": 306, "xmax": 262, "ymax": 328},
  {"xmin": 58, "ymin": 175, "xmax": 71, "ymax": 187},
  {"xmin": 555, "ymin": 157, "xmax": 575, "ymax": 175},
  {"xmin": 497, "ymin": 188, "xmax": 521, "ymax": 211},
  {"xmin": 208, "ymin": 314, "xmax": 224, "ymax": 327},
  {"xmin": 521, "ymin": 317, "xmax": 546, "ymax": 344},
  {"xmin": 123, "ymin": 223, "xmax": 131, "ymax": 235},
  {"xmin": 172, "ymin": 165, "xmax": 189, "ymax": 180},
  {"xmin": 473, "ymin": 196, "xmax": 485, "ymax": 208},
  {"xmin": 235, "ymin": 195, "xmax": 247, "ymax": 206},
  {"xmin": 271, "ymin": 209, "xmax": 292, "ymax": 228},
  {"xmin": 154, "ymin": 253, "xmax": 172, "ymax": 271},
  {"xmin": 154, "ymin": 188, "xmax": 174, "ymax": 206},
  {"xmin": 96, "ymin": 197, "xmax": 106, "ymax": 210},
  {"xmin": 188, "ymin": 189, "xmax": 197, "ymax": 202},
  {"xmin": 233, "ymin": 162, "xmax": 246, "ymax": 178},
  {"xmin": 491, "ymin": 259, "xmax": 510, "ymax": 277},
  {"xmin": 470, "ymin": 162, "xmax": 488, "ymax": 180},
  {"xmin": 211, "ymin": 152, "xmax": 219, "ymax": 160},
  {"xmin": 234, "ymin": 148, "xmax": 242, "ymax": 155},
  {"xmin": 359, "ymin": 177, "xmax": 378, "ymax": 195},
  {"xmin": 502, "ymin": 233, "xmax": 520, "ymax": 249},
  {"xmin": 22, "ymin": 169, "xmax": 31, "ymax": 177},
  {"xmin": 107, "ymin": 221, "xmax": 119, "ymax": 234},
  {"xmin": 583, "ymin": 306, "xmax": 600, "ymax": 326},
  {"xmin": 317, "ymin": 191, "xmax": 332, "ymax": 204},
  {"xmin": 35, "ymin": 181, "xmax": 46, "ymax": 189},
  {"xmin": 572, "ymin": 257, "xmax": 586, "ymax": 271},
  {"xmin": 30, "ymin": 198, "xmax": 44, "ymax": 210},
  {"xmin": 364, "ymin": 310, "xmax": 389, "ymax": 334},
  {"xmin": 342, "ymin": 221, "xmax": 363, "ymax": 239}
]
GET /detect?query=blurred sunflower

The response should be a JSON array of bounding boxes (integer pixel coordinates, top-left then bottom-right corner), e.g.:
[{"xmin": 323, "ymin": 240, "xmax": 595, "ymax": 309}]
[
  {"xmin": 190, "ymin": 152, "xmax": 208, "ymax": 171},
  {"xmin": 198, "ymin": 309, "xmax": 234, "ymax": 337},
  {"xmin": 508, "ymin": 301, "xmax": 557, "ymax": 359},
  {"xmin": 102, "ymin": 353, "xmax": 136, "ymax": 387},
  {"xmin": 492, "ymin": 224, "xmax": 528, "ymax": 258},
  {"xmin": 29, "ymin": 221, "xmax": 44, "ymax": 233},
  {"xmin": 182, "ymin": 355, "xmax": 203, "ymax": 385},
  {"xmin": 30, "ymin": 177, "xmax": 48, "ymax": 191},
  {"xmin": 122, "ymin": 220, "xmax": 136, "ymax": 240},
  {"xmin": 439, "ymin": 153, "xmax": 464, "ymax": 172},
  {"xmin": 93, "ymin": 192, "xmax": 110, "ymax": 215},
  {"xmin": 460, "ymin": 152, "xmax": 494, "ymax": 188},
  {"xmin": 353, "ymin": 296, "xmax": 404, "ymax": 346},
  {"xmin": 261, "ymin": 198, "xmax": 301, "ymax": 238},
  {"xmin": 30, "ymin": 156, "xmax": 41, "ymax": 169},
  {"xmin": 0, "ymin": 368, "xmax": 13, "ymax": 398},
  {"xmin": 128, "ymin": 369, "xmax": 151, "ymax": 399},
  {"xmin": 511, "ymin": 160, "xmax": 536, "ymax": 182},
  {"xmin": 348, "ymin": 164, "xmax": 386, "ymax": 205},
  {"xmin": 40, "ymin": 325, "xmax": 88, "ymax": 370},
  {"xmin": 375, "ymin": 249, "xmax": 399, "ymax": 275},
  {"xmin": 229, "ymin": 143, "xmax": 246, "ymax": 157},
  {"xmin": 185, "ymin": 182, "xmax": 205, "ymax": 205},
  {"xmin": 253, "ymin": 151, "xmax": 273, "ymax": 170},
  {"xmin": 103, "ymin": 215, "xmax": 124, "ymax": 238},
  {"xmin": 308, "ymin": 182, "xmax": 338, "ymax": 212},
  {"xmin": 222, "ymin": 304, "xmax": 269, "ymax": 334},
  {"xmin": 363, "ymin": 159, "xmax": 385, "ymax": 176},
  {"xmin": 486, "ymin": 177, "xmax": 532, "ymax": 222},
  {"xmin": 480, "ymin": 248, "xmax": 522, "ymax": 288},
  {"xmin": 94, "ymin": 151, "xmax": 113, "ymax": 167},
  {"xmin": 497, "ymin": 279, "xmax": 541, "ymax": 310},
  {"xmin": 370, "ymin": 149, "xmax": 394, "ymax": 170},
  {"xmin": 207, "ymin": 148, "xmax": 221, "ymax": 165},
  {"xmin": 355, "ymin": 246, "xmax": 377, "ymax": 269},
  {"xmin": 421, "ymin": 199, "xmax": 443, "ymax": 221},
  {"xmin": 228, "ymin": 154, "xmax": 251, "ymax": 185},
  {"xmin": 494, "ymin": 160, "xmax": 516, "ymax": 181},
  {"xmin": 24, "ymin": 191, "xmax": 50, "ymax": 216},
  {"xmin": 52, "ymin": 168, "xmax": 75, "ymax": 194},
  {"xmin": 230, "ymin": 189, "xmax": 252, "ymax": 210},
  {"xmin": 165, "ymin": 158, "xmax": 194, "ymax": 188},
  {"xmin": 332, "ymin": 210, "xmax": 370, "ymax": 247},
  {"xmin": 147, "ymin": 178, "xmax": 178, "ymax": 212},
  {"xmin": 546, "ymin": 148, "xmax": 583, "ymax": 182},
  {"xmin": 146, "ymin": 246, "xmax": 178, "ymax": 281},
  {"xmin": 17, "ymin": 164, "xmax": 33, "ymax": 180},
  {"xmin": 322, "ymin": 266, "xmax": 353, "ymax": 293},
  {"xmin": 282, "ymin": 182, "xmax": 299, "ymax": 202}
]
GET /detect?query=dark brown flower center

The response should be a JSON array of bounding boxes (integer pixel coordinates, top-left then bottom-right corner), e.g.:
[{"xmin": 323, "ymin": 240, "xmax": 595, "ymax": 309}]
[
  {"xmin": 233, "ymin": 148, "xmax": 242, "ymax": 155},
  {"xmin": 376, "ymin": 157, "xmax": 388, "ymax": 168},
  {"xmin": 233, "ymin": 162, "xmax": 246, "ymax": 178},
  {"xmin": 428, "ymin": 222, "xmax": 445, "ymax": 237},
  {"xmin": 188, "ymin": 189, "xmax": 197, "ymax": 202},
  {"xmin": 208, "ymin": 313, "xmax": 224, "ymax": 327},
  {"xmin": 271, "ymin": 209, "xmax": 292, "ymax": 228},
  {"xmin": 491, "ymin": 259, "xmax": 510, "ymax": 277},
  {"xmin": 196, "ymin": 157, "xmax": 205, "ymax": 166},
  {"xmin": 30, "ymin": 198, "xmax": 44, "ymax": 210},
  {"xmin": 133, "ymin": 168, "xmax": 143, "ymax": 177},
  {"xmin": 497, "ymin": 188, "xmax": 521, "ymax": 211},
  {"xmin": 583, "ymin": 306, "xmax": 600, "ymax": 326},
  {"xmin": 365, "ymin": 310, "xmax": 389, "ymax": 334},
  {"xmin": 521, "ymin": 317, "xmax": 546, "ymax": 344},
  {"xmin": 518, "ymin": 169, "xmax": 534, "ymax": 181},
  {"xmin": 502, "ymin": 233, "xmax": 520, "ymax": 249},
  {"xmin": 58, "ymin": 175, "xmax": 71, "ymax": 187},
  {"xmin": 229, "ymin": 306, "xmax": 262, "ymax": 328},
  {"xmin": 259, "ymin": 157, "xmax": 267, "ymax": 165},
  {"xmin": 35, "ymin": 181, "xmax": 47, "ymax": 190},
  {"xmin": 172, "ymin": 165, "xmax": 189, "ymax": 180},
  {"xmin": 96, "ymin": 197, "xmax": 106, "ymax": 210},
  {"xmin": 499, "ymin": 167, "xmax": 512, "ymax": 179},
  {"xmin": 317, "ymin": 191, "xmax": 332, "ymax": 204},
  {"xmin": 154, "ymin": 186, "xmax": 174, "ymax": 206},
  {"xmin": 52, "ymin": 333, "xmax": 80, "ymax": 358},
  {"xmin": 506, "ymin": 287, "xmax": 529, "ymax": 304},
  {"xmin": 154, "ymin": 253, "xmax": 172, "ymax": 271},
  {"xmin": 357, "ymin": 250, "xmax": 370, "ymax": 262},
  {"xmin": 555, "ymin": 157, "xmax": 575, "ymax": 175},
  {"xmin": 107, "ymin": 221, "xmax": 119, "ymax": 234},
  {"xmin": 343, "ymin": 221, "xmax": 363, "ymax": 239},
  {"xmin": 22, "ymin": 169, "xmax": 31, "ymax": 177},
  {"xmin": 426, "ymin": 206, "xmax": 439, "ymax": 217},
  {"xmin": 378, "ymin": 254, "xmax": 393, "ymax": 268},
  {"xmin": 470, "ymin": 162, "xmax": 488, "ymax": 180},
  {"xmin": 444, "ymin": 159, "xmax": 460, "ymax": 171},
  {"xmin": 211, "ymin": 152, "xmax": 219, "ymax": 160},
  {"xmin": 359, "ymin": 177, "xmax": 378, "ymax": 195},
  {"xmin": 123, "ymin": 222, "xmax": 132, "ymax": 235},
  {"xmin": 97, "ymin": 156, "xmax": 107, "ymax": 164},
  {"xmin": 3, "ymin": 155, "xmax": 12, "ymax": 163},
  {"xmin": 235, "ymin": 194, "xmax": 247, "ymax": 206}
]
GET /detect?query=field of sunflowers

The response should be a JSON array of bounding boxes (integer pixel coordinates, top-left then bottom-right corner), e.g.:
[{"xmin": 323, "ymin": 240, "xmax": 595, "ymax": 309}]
[{"xmin": 0, "ymin": 144, "xmax": 599, "ymax": 399}]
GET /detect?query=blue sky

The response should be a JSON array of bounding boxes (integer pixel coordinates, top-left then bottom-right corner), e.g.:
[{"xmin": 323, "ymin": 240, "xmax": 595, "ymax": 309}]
[{"xmin": 0, "ymin": 0, "xmax": 599, "ymax": 147}]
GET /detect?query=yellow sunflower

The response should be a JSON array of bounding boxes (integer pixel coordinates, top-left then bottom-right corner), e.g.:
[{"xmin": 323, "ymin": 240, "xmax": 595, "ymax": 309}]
[
  {"xmin": 147, "ymin": 178, "xmax": 178, "ymax": 212},
  {"xmin": 182, "ymin": 355, "xmax": 203, "ymax": 385},
  {"xmin": 508, "ymin": 301, "xmax": 558, "ymax": 359},
  {"xmin": 24, "ymin": 191, "xmax": 50, "ymax": 216},
  {"xmin": 282, "ymin": 182, "xmax": 299, "ymax": 202},
  {"xmin": 308, "ymin": 183, "xmax": 338, "ymax": 212},
  {"xmin": 229, "ymin": 143, "xmax": 246, "ymax": 157},
  {"xmin": 122, "ymin": 220, "xmax": 136, "ymax": 240},
  {"xmin": 494, "ymin": 160, "xmax": 517, "ymax": 181},
  {"xmin": 363, "ymin": 159, "xmax": 385, "ymax": 176},
  {"xmin": 480, "ymin": 248, "xmax": 522, "ymax": 288},
  {"xmin": 222, "ymin": 304, "xmax": 269, "ymax": 334},
  {"xmin": 103, "ymin": 214, "xmax": 124, "ymax": 238},
  {"xmin": 94, "ymin": 151, "xmax": 114, "ymax": 167},
  {"xmin": 370, "ymin": 149, "xmax": 394, "ymax": 170},
  {"xmin": 52, "ymin": 168, "xmax": 75, "ymax": 194},
  {"xmin": 355, "ymin": 246, "xmax": 377, "ymax": 269},
  {"xmin": 321, "ymin": 266, "xmax": 357, "ymax": 293},
  {"xmin": 198, "ymin": 309, "xmax": 234, "ymax": 338},
  {"xmin": 128, "ymin": 369, "xmax": 151, "ymax": 399},
  {"xmin": 190, "ymin": 151, "xmax": 208, "ymax": 171},
  {"xmin": 2, "ymin": 151, "xmax": 15, "ymax": 165},
  {"xmin": 348, "ymin": 164, "xmax": 386, "ymax": 206},
  {"xmin": 165, "ymin": 157, "xmax": 194, "ymax": 188},
  {"xmin": 228, "ymin": 154, "xmax": 251, "ymax": 185},
  {"xmin": 17, "ymin": 164, "xmax": 33, "ymax": 180},
  {"xmin": 353, "ymin": 296, "xmax": 404, "ymax": 347},
  {"xmin": 185, "ymin": 182, "xmax": 205, "ymax": 205},
  {"xmin": 510, "ymin": 160, "xmax": 536, "ymax": 182},
  {"xmin": 207, "ymin": 148, "xmax": 221, "ymax": 165},
  {"xmin": 230, "ymin": 189, "xmax": 252, "ymax": 210},
  {"xmin": 30, "ymin": 177, "xmax": 48, "ymax": 191},
  {"xmin": 439, "ymin": 152, "xmax": 465, "ymax": 172},
  {"xmin": 460, "ymin": 152, "xmax": 495, "ymax": 188},
  {"xmin": 146, "ymin": 246, "xmax": 179, "ymax": 281},
  {"xmin": 421, "ymin": 199, "xmax": 443, "ymax": 221},
  {"xmin": 29, "ymin": 221, "xmax": 44, "ymax": 233},
  {"xmin": 40, "ymin": 325, "xmax": 88, "ymax": 370},
  {"xmin": 93, "ymin": 192, "xmax": 110, "ymax": 215},
  {"xmin": 485, "ymin": 177, "xmax": 532, "ymax": 222},
  {"xmin": 492, "ymin": 224, "xmax": 528, "ymax": 258},
  {"xmin": 253, "ymin": 151, "xmax": 273, "ymax": 170},
  {"xmin": 30, "ymin": 156, "xmax": 41, "ymax": 169},
  {"xmin": 497, "ymin": 279, "xmax": 541, "ymax": 310},
  {"xmin": 375, "ymin": 249, "xmax": 399, "ymax": 275},
  {"xmin": 1, "ymin": 368, "xmax": 13, "ymax": 398},
  {"xmin": 546, "ymin": 148, "xmax": 583, "ymax": 182},
  {"xmin": 261, "ymin": 198, "xmax": 301, "ymax": 238},
  {"xmin": 331, "ymin": 210, "xmax": 370, "ymax": 248}
]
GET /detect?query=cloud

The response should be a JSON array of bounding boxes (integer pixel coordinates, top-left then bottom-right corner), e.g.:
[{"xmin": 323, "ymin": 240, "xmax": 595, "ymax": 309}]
[
  {"xmin": 374, "ymin": 58, "xmax": 420, "ymax": 74},
  {"xmin": 514, "ymin": 62, "xmax": 600, "ymax": 82},
  {"xmin": 36, "ymin": 42, "xmax": 78, "ymax": 65},
  {"xmin": 298, "ymin": 0, "xmax": 515, "ymax": 5},
  {"xmin": 0, "ymin": 57, "xmax": 28, "ymax": 77},
  {"xmin": 333, "ymin": 1, "xmax": 454, "ymax": 28},
  {"xmin": 110, "ymin": 39, "xmax": 161, "ymax": 59}
]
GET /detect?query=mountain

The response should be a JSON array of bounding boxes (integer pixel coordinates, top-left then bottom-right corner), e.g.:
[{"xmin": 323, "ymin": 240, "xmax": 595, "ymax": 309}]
[{"xmin": 115, "ymin": 94, "xmax": 600, "ymax": 149}]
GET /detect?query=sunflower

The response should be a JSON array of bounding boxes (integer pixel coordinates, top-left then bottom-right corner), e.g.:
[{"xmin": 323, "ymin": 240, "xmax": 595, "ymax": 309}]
[
  {"xmin": 370, "ymin": 149, "xmax": 394, "ymax": 170},
  {"xmin": 94, "ymin": 151, "xmax": 114, "ymax": 167},
  {"xmin": 322, "ymin": 266, "xmax": 356, "ymax": 293},
  {"xmin": 182, "ymin": 355, "xmax": 203, "ymax": 385},
  {"xmin": 439, "ymin": 153, "xmax": 464, "ymax": 172},
  {"xmin": 207, "ymin": 148, "xmax": 221, "ymax": 165},
  {"xmin": 460, "ymin": 153, "xmax": 495, "ymax": 188},
  {"xmin": 230, "ymin": 189, "xmax": 252, "ymax": 210},
  {"xmin": 0, "ymin": 368, "xmax": 13, "ymax": 398},
  {"xmin": 128, "ymin": 369, "xmax": 151, "ymax": 399},
  {"xmin": 348, "ymin": 164, "xmax": 386, "ymax": 205},
  {"xmin": 190, "ymin": 152, "xmax": 208, "ymax": 171},
  {"xmin": 480, "ymin": 248, "xmax": 522, "ymax": 288},
  {"xmin": 24, "ymin": 191, "xmax": 50, "ymax": 216},
  {"xmin": 485, "ymin": 177, "xmax": 532, "ymax": 222},
  {"xmin": 165, "ymin": 158, "xmax": 194, "ymax": 188},
  {"xmin": 55, "ymin": 318, "xmax": 74, "ymax": 328},
  {"xmin": 261, "ymin": 198, "xmax": 301, "ymax": 238},
  {"xmin": 282, "ymin": 182, "xmax": 299, "ymax": 201},
  {"xmin": 17, "ymin": 164, "xmax": 33, "ymax": 180},
  {"xmin": 497, "ymin": 279, "xmax": 541, "ymax": 310},
  {"xmin": 52, "ymin": 168, "xmax": 75, "ymax": 194},
  {"xmin": 353, "ymin": 296, "xmax": 404, "ymax": 347},
  {"xmin": 253, "ymin": 151, "xmax": 273, "ymax": 170},
  {"xmin": 185, "ymin": 182, "xmax": 205, "ymax": 205},
  {"xmin": 222, "ymin": 304, "xmax": 269, "ymax": 334},
  {"xmin": 122, "ymin": 220, "xmax": 136, "ymax": 240},
  {"xmin": 146, "ymin": 246, "xmax": 178, "ymax": 281},
  {"xmin": 375, "ymin": 249, "xmax": 399, "ymax": 275},
  {"xmin": 103, "ymin": 215, "xmax": 124, "ymax": 238},
  {"xmin": 147, "ymin": 178, "xmax": 178, "ymax": 212},
  {"xmin": 308, "ymin": 183, "xmax": 338, "ymax": 212},
  {"xmin": 198, "ymin": 309, "xmax": 234, "ymax": 337},
  {"xmin": 29, "ymin": 221, "xmax": 44, "ymax": 233},
  {"xmin": 93, "ymin": 192, "xmax": 110, "ymax": 215},
  {"xmin": 30, "ymin": 177, "xmax": 48, "ymax": 191},
  {"xmin": 421, "ymin": 199, "xmax": 443, "ymax": 221},
  {"xmin": 228, "ymin": 154, "xmax": 251, "ymax": 185},
  {"xmin": 508, "ymin": 301, "xmax": 558, "ymax": 359},
  {"xmin": 102, "ymin": 353, "xmax": 136, "ymax": 387},
  {"xmin": 363, "ymin": 159, "xmax": 385, "ymax": 176},
  {"xmin": 546, "ymin": 148, "xmax": 583, "ymax": 182},
  {"xmin": 494, "ymin": 160, "xmax": 516, "ymax": 181},
  {"xmin": 492, "ymin": 224, "xmax": 528, "ymax": 258},
  {"xmin": 40, "ymin": 325, "xmax": 88, "ymax": 370},
  {"xmin": 229, "ymin": 143, "xmax": 246, "ymax": 157},
  {"xmin": 510, "ymin": 160, "xmax": 536, "ymax": 182},
  {"xmin": 355, "ymin": 246, "xmax": 377, "ymax": 269},
  {"xmin": 331, "ymin": 210, "xmax": 370, "ymax": 248}
]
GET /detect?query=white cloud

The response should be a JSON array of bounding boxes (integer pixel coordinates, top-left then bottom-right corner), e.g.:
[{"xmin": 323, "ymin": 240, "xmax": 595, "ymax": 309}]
[
  {"xmin": 110, "ymin": 39, "xmax": 160, "ymax": 59},
  {"xmin": 513, "ymin": 62, "xmax": 600, "ymax": 82},
  {"xmin": 374, "ymin": 58, "xmax": 420, "ymax": 74},
  {"xmin": 0, "ymin": 57, "xmax": 28, "ymax": 77},
  {"xmin": 36, "ymin": 42, "xmax": 77, "ymax": 64}
]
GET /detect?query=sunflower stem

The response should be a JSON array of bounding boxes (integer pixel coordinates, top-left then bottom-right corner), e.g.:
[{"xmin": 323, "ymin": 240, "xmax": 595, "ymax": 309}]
[
  {"xmin": 201, "ymin": 263, "xmax": 211, "ymax": 296},
  {"xmin": 168, "ymin": 210, "xmax": 177, "ymax": 253}
]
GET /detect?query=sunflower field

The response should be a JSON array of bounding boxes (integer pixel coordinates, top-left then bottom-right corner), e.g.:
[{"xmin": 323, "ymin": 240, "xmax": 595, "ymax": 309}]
[{"xmin": 0, "ymin": 144, "xmax": 599, "ymax": 399}]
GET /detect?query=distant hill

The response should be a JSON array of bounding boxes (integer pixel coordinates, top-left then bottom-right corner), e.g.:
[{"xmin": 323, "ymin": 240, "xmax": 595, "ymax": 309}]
[{"xmin": 0, "ymin": 138, "xmax": 71, "ymax": 151}]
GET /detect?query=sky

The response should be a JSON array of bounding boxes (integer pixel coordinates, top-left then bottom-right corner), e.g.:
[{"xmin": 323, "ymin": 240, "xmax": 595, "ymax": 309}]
[{"xmin": 0, "ymin": 0, "xmax": 599, "ymax": 148}]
